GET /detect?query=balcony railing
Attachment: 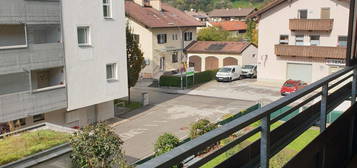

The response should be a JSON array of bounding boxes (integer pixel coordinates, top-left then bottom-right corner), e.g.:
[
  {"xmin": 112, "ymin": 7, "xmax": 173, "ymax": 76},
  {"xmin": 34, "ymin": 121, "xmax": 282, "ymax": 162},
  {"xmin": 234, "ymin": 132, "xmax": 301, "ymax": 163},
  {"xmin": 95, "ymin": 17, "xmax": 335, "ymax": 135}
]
[
  {"xmin": 0, "ymin": 0, "xmax": 61, "ymax": 24},
  {"xmin": 275, "ymin": 44, "xmax": 347, "ymax": 59},
  {"xmin": 0, "ymin": 86, "xmax": 67, "ymax": 123},
  {"xmin": 137, "ymin": 66, "xmax": 357, "ymax": 168},
  {"xmin": 289, "ymin": 19, "xmax": 334, "ymax": 31},
  {"xmin": 0, "ymin": 43, "xmax": 65, "ymax": 75}
]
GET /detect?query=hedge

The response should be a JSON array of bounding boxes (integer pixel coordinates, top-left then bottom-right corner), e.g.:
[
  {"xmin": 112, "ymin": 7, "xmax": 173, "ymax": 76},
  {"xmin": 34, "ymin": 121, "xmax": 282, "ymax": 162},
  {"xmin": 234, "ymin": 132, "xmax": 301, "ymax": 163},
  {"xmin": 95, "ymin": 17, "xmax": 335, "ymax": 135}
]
[{"xmin": 159, "ymin": 69, "xmax": 219, "ymax": 87}]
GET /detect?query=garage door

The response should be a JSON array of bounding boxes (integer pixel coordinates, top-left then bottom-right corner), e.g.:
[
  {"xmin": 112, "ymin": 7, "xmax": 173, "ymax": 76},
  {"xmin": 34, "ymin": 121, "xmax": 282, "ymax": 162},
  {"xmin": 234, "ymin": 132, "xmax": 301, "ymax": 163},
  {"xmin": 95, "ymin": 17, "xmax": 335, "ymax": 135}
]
[
  {"xmin": 205, "ymin": 56, "xmax": 219, "ymax": 71},
  {"xmin": 287, "ymin": 63, "xmax": 312, "ymax": 83}
]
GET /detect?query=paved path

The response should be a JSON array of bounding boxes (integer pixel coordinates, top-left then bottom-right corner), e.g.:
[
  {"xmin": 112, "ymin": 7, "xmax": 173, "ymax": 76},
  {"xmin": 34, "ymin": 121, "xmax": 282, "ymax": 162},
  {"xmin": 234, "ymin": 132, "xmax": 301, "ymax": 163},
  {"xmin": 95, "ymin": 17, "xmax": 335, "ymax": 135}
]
[{"xmin": 112, "ymin": 88, "xmax": 255, "ymax": 163}]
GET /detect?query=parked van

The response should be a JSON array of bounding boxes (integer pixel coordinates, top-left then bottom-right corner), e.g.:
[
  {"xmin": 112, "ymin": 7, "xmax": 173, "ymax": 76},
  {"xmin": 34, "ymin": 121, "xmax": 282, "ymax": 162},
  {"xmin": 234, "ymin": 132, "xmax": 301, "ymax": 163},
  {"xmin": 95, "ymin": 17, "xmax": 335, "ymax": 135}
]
[
  {"xmin": 241, "ymin": 64, "xmax": 257, "ymax": 78},
  {"xmin": 216, "ymin": 66, "xmax": 242, "ymax": 82}
]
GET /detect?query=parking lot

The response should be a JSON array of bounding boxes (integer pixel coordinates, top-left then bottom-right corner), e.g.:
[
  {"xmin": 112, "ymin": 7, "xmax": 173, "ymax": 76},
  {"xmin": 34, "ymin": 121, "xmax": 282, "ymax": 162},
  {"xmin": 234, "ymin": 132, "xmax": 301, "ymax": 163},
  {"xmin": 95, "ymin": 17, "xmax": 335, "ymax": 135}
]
[{"xmin": 184, "ymin": 78, "xmax": 283, "ymax": 105}]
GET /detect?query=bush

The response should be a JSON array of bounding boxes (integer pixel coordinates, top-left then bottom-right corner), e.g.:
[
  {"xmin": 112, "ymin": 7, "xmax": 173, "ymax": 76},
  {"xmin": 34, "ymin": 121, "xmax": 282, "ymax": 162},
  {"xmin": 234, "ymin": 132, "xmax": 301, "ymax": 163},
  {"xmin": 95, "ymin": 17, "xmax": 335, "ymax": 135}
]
[
  {"xmin": 70, "ymin": 122, "xmax": 131, "ymax": 168},
  {"xmin": 154, "ymin": 133, "xmax": 180, "ymax": 156},
  {"xmin": 159, "ymin": 69, "xmax": 218, "ymax": 87},
  {"xmin": 190, "ymin": 119, "xmax": 217, "ymax": 139}
]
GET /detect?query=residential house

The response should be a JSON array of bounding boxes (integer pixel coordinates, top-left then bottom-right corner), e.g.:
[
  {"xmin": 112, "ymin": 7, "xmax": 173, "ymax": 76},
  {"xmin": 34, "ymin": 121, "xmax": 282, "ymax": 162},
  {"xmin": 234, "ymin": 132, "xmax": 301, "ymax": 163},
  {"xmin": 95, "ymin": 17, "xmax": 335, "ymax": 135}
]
[
  {"xmin": 248, "ymin": 0, "xmax": 350, "ymax": 84},
  {"xmin": 185, "ymin": 10, "xmax": 209, "ymax": 23},
  {"xmin": 0, "ymin": 0, "xmax": 128, "ymax": 130},
  {"xmin": 208, "ymin": 8, "xmax": 256, "ymax": 22},
  {"xmin": 186, "ymin": 41, "xmax": 257, "ymax": 72},
  {"xmin": 209, "ymin": 21, "xmax": 248, "ymax": 37},
  {"xmin": 125, "ymin": 0, "xmax": 204, "ymax": 79}
]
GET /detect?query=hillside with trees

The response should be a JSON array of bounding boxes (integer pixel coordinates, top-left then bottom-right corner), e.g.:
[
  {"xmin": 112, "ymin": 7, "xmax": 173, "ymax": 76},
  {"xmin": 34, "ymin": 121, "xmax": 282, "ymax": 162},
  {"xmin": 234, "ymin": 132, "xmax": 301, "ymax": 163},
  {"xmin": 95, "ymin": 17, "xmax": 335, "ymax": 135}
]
[{"xmin": 162, "ymin": 0, "xmax": 269, "ymax": 12}]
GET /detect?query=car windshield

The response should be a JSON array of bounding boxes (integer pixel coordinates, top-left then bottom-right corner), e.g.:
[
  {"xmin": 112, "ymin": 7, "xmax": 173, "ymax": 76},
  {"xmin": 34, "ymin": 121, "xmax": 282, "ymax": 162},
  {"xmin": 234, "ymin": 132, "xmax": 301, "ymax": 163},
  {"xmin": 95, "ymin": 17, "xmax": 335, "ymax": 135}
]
[
  {"xmin": 242, "ymin": 65, "xmax": 254, "ymax": 69},
  {"xmin": 219, "ymin": 68, "xmax": 232, "ymax": 72},
  {"xmin": 284, "ymin": 83, "xmax": 296, "ymax": 87}
]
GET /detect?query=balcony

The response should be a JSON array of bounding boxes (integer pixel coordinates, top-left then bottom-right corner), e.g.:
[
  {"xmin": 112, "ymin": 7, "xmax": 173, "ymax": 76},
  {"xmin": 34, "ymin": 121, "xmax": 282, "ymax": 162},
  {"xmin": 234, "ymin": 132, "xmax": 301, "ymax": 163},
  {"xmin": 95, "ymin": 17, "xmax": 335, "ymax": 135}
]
[
  {"xmin": 0, "ymin": 43, "xmax": 65, "ymax": 75},
  {"xmin": 0, "ymin": 0, "xmax": 61, "ymax": 24},
  {"xmin": 275, "ymin": 44, "xmax": 347, "ymax": 59},
  {"xmin": 289, "ymin": 19, "xmax": 334, "ymax": 31},
  {"xmin": 136, "ymin": 64, "xmax": 357, "ymax": 168},
  {"xmin": 0, "ymin": 86, "xmax": 67, "ymax": 123}
]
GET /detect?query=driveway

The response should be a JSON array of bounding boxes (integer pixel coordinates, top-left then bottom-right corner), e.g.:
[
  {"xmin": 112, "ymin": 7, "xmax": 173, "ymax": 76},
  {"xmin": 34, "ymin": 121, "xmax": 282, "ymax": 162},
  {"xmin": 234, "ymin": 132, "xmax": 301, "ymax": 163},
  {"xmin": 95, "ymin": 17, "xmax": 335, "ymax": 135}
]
[
  {"xmin": 112, "ymin": 88, "xmax": 256, "ymax": 164},
  {"xmin": 184, "ymin": 79, "xmax": 282, "ymax": 105}
]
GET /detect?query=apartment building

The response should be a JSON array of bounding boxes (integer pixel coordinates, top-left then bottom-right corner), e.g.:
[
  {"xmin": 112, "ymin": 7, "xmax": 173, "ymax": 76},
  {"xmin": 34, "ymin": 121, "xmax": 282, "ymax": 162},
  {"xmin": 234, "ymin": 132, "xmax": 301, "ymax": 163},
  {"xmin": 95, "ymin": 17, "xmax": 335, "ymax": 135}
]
[
  {"xmin": 125, "ymin": 0, "xmax": 204, "ymax": 79},
  {"xmin": 0, "ymin": 0, "xmax": 128, "ymax": 130},
  {"xmin": 249, "ymin": 0, "xmax": 350, "ymax": 84}
]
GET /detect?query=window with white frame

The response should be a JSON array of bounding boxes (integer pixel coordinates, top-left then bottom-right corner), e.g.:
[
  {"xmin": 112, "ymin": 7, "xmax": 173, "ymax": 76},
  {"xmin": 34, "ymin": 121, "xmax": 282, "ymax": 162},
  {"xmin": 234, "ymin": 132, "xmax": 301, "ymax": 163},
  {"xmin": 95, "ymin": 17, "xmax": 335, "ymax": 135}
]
[
  {"xmin": 295, "ymin": 35, "xmax": 304, "ymax": 46},
  {"xmin": 77, "ymin": 26, "xmax": 90, "ymax": 46},
  {"xmin": 172, "ymin": 34, "xmax": 178, "ymax": 40},
  {"xmin": 184, "ymin": 32, "xmax": 193, "ymax": 41},
  {"xmin": 279, "ymin": 35, "xmax": 289, "ymax": 44},
  {"xmin": 298, "ymin": 9, "xmax": 308, "ymax": 19},
  {"xmin": 338, "ymin": 36, "xmax": 348, "ymax": 47},
  {"xmin": 106, "ymin": 63, "xmax": 117, "ymax": 81},
  {"xmin": 157, "ymin": 34, "xmax": 167, "ymax": 44},
  {"xmin": 103, "ymin": 0, "xmax": 112, "ymax": 18},
  {"xmin": 310, "ymin": 35, "xmax": 320, "ymax": 46},
  {"xmin": 172, "ymin": 51, "xmax": 178, "ymax": 63}
]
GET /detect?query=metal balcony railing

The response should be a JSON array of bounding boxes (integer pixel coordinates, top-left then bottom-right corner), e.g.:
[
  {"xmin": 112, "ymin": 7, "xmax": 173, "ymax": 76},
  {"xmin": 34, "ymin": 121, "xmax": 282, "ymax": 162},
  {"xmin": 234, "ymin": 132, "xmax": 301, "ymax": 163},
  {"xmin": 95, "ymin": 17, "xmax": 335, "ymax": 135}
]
[{"xmin": 137, "ymin": 66, "xmax": 357, "ymax": 168}]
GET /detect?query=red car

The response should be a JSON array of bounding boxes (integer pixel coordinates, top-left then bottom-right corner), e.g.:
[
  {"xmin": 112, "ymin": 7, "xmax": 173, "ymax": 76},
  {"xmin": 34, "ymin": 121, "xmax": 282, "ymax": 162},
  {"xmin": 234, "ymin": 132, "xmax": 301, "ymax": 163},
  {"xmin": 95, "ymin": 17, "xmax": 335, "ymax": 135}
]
[{"xmin": 280, "ymin": 80, "xmax": 307, "ymax": 96}]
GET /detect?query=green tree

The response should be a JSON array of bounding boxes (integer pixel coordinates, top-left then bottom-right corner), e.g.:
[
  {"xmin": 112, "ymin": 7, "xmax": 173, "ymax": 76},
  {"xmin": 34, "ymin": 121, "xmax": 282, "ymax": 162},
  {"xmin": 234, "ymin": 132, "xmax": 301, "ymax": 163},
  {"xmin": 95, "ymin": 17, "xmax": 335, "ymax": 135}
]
[
  {"xmin": 70, "ymin": 122, "xmax": 131, "ymax": 168},
  {"xmin": 245, "ymin": 19, "xmax": 258, "ymax": 45},
  {"xmin": 126, "ymin": 24, "xmax": 145, "ymax": 103},
  {"xmin": 197, "ymin": 27, "xmax": 231, "ymax": 41}
]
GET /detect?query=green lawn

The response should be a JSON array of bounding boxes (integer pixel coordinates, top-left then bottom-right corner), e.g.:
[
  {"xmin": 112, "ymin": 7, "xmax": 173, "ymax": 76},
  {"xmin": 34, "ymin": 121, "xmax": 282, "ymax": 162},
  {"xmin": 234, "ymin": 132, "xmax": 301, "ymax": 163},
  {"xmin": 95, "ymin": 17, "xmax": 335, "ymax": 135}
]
[
  {"xmin": 201, "ymin": 122, "xmax": 319, "ymax": 168},
  {"xmin": 0, "ymin": 130, "xmax": 71, "ymax": 165},
  {"xmin": 232, "ymin": 0, "xmax": 269, "ymax": 9},
  {"xmin": 115, "ymin": 99, "xmax": 142, "ymax": 111}
]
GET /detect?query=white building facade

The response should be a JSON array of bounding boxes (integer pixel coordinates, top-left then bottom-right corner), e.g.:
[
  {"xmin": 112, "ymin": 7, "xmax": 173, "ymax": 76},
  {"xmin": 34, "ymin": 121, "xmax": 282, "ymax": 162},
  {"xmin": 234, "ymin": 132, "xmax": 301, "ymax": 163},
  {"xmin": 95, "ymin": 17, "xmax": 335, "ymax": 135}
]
[
  {"xmin": 251, "ymin": 0, "xmax": 350, "ymax": 84},
  {"xmin": 0, "ymin": 0, "xmax": 127, "ymax": 130}
]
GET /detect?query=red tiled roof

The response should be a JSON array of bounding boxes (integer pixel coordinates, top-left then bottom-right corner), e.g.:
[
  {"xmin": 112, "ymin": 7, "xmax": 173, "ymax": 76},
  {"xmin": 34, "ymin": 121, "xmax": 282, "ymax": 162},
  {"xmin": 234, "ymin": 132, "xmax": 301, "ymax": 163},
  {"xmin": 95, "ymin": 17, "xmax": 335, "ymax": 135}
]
[
  {"xmin": 186, "ymin": 41, "xmax": 252, "ymax": 54},
  {"xmin": 210, "ymin": 21, "xmax": 247, "ymax": 31},
  {"xmin": 125, "ymin": 1, "xmax": 205, "ymax": 28},
  {"xmin": 208, "ymin": 8, "xmax": 256, "ymax": 17}
]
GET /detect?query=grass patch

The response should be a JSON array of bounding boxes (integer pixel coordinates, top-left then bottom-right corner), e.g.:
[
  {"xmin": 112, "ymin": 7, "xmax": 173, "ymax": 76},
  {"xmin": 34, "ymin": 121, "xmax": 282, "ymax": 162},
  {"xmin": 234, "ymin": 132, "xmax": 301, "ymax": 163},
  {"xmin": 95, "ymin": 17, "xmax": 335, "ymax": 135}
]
[
  {"xmin": 115, "ymin": 99, "xmax": 142, "ymax": 111},
  {"xmin": 200, "ymin": 122, "xmax": 319, "ymax": 168},
  {"xmin": 0, "ymin": 129, "xmax": 71, "ymax": 165}
]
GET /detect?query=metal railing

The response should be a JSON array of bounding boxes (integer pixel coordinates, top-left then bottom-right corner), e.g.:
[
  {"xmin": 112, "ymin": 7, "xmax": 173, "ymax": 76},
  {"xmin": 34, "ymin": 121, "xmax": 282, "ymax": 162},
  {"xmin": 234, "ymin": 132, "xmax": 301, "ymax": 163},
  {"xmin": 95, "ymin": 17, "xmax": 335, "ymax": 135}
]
[{"xmin": 137, "ymin": 66, "xmax": 357, "ymax": 168}]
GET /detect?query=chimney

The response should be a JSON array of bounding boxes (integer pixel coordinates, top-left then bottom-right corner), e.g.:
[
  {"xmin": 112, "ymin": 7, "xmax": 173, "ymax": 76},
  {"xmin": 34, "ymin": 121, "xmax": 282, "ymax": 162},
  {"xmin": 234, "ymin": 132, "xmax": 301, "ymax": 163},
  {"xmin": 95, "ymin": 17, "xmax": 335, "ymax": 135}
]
[{"xmin": 150, "ymin": 0, "xmax": 162, "ymax": 11}]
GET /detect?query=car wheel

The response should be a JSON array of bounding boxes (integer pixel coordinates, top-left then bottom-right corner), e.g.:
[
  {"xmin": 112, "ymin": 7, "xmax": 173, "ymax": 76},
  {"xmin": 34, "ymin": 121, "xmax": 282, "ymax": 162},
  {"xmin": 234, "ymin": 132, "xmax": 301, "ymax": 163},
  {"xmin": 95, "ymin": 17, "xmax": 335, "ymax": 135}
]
[{"xmin": 239, "ymin": 75, "xmax": 243, "ymax": 80}]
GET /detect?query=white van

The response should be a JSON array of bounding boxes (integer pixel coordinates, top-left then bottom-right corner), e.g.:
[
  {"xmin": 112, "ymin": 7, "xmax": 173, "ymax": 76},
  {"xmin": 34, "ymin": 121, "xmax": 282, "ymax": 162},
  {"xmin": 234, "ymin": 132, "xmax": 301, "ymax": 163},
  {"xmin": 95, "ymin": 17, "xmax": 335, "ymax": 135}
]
[{"xmin": 216, "ymin": 66, "xmax": 242, "ymax": 82}]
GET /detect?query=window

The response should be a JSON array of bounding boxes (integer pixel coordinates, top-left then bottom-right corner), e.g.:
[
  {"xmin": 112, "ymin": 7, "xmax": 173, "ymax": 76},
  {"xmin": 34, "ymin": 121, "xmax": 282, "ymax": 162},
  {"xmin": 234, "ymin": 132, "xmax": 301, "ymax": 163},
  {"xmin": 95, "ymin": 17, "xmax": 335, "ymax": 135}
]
[
  {"xmin": 184, "ymin": 32, "xmax": 193, "ymax": 41},
  {"xmin": 232, "ymin": 68, "xmax": 236, "ymax": 73},
  {"xmin": 295, "ymin": 35, "xmax": 304, "ymax": 46},
  {"xmin": 103, "ymin": 0, "xmax": 112, "ymax": 18},
  {"xmin": 321, "ymin": 8, "xmax": 330, "ymax": 19},
  {"xmin": 12, "ymin": 118, "xmax": 26, "ymax": 127},
  {"xmin": 33, "ymin": 114, "xmax": 45, "ymax": 122},
  {"xmin": 106, "ymin": 63, "xmax": 117, "ymax": 81},
  {"xmin": 172, "ymin": 51, "xmax": 178, "ymax": 63},
  {"xmin": 310, "ymin": 35, "xmax": 320, "ymax": 46},
  {"xmin": 279, "ymin": 35, "xmax": 289, "ymax": 44},
  {"xmin": 77, "ymin": 26, "xmax": 90, "ymax": 46},
  {"xmin": 338, "ymin": 36, "xmax": 348, "ymax": 47},
  {"xmin": 133, "ymin": 34, "xmax": 140, "ymax": 42},
  {"xmin": 157, "ymin": 34, "xmax": 167, "ymax": 44},
  {"xmin": 172, "ymin": 34, "xmax": 178, "ymax": 40},
  {"xmin": 298, "ymin": 9, "xmax": 308, "ymax": 19}
]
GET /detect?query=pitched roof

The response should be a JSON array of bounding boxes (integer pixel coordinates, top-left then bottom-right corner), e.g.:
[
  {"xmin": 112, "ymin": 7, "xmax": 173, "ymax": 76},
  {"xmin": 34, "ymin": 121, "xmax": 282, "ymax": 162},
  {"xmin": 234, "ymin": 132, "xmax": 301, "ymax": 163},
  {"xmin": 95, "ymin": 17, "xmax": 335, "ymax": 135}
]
[
  {"xmin": 125, "ymin": 1, "xmax": 205, "ymax": 29},
  {"xmin": 210, "ymin": 21, "xmax": 247, "ymax": 31},
  {"xmin": 186, "ymin": 41, "xmax": 253, "ymax": 54},
  {"xmin": 185, "ymin": 11, "xmax": 208, "ymax": 19},
  {"xmin": 208, "ymin": 8, "xmax": 256, "ymax": 17},
  {"xmin": 248, "ymin": 0, "xmax": 350, "ymax": 18}
]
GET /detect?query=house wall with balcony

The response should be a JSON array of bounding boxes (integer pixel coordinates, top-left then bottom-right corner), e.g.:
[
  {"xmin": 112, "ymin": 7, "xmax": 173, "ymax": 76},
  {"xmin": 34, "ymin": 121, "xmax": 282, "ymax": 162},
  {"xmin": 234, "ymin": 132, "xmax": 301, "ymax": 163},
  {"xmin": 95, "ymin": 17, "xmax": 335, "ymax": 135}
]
[
  {"xmin": 257, "ymin": 0, "xmax": 349, "ymax": 83},
  {"xmin": 0, "ymin": 0, "xmax": 61, "ymax": 24}
]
